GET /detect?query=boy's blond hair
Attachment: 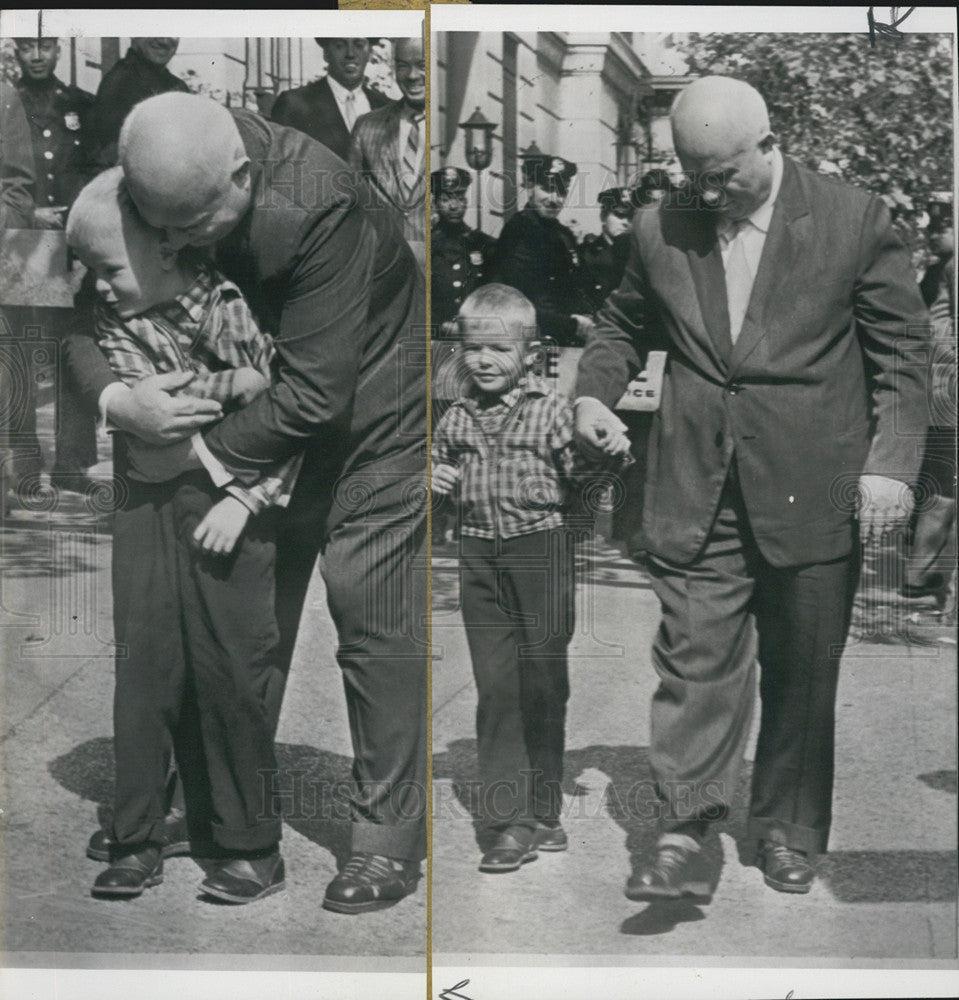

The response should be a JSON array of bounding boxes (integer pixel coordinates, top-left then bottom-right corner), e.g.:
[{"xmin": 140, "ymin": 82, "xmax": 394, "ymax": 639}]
[
  {"xmin": 65, "ymin": 165, "xmax": 159, "ymax": 262},
  {"xmin": 456, "ymin": 283, "xmax": 538, "ymax": 347}
]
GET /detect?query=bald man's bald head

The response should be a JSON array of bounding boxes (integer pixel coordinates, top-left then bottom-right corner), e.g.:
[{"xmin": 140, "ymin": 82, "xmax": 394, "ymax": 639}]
[
  {"xmin": 670, "ymin": 76, "xmax": 777, "ymax": 221},
  {"xmin": 671, "ymin": 76, "xmax": 771, "ymax": 162},
  {"xmin": 119, "ymin": 93, "xmax": 252, "ymax": 247}
]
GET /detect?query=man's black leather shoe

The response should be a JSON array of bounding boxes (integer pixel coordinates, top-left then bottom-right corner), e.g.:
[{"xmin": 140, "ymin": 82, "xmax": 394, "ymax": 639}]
[
  {"xmin": 200, "ymin": 849, "xmax": 286, "ymax": 904},
  {"xmin": 532, "ymin": 822, "xmax": 568, "ymax": 853},
  {"xmin": 322, "ymin": 853, "xmax": 420, "ymax": 913},
  {"xmin": 91, "ymin": 844, "xmax": 163, "ymax": 898},
  {"xmin": 758, "ymin": 842, "xmax": 815, "ymax": 893},
  {"xmin": 87, "ymin": 810, "xmax": 194, "ymax": 862},
  {"xmin": 479, "ymin": 828, "xmax": 537, "ymax": 872},
  {"xmin": 625, "ymin": 844, "xmax": 712, "ymax": 903}
]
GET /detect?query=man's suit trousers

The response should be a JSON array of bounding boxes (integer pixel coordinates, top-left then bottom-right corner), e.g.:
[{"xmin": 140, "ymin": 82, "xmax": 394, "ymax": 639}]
[{"xmin": 647, "ymin": 460, "xmax": 859, "ymax": 855}]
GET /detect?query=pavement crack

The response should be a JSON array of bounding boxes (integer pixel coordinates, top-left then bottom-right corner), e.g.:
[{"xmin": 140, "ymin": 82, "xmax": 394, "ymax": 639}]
[{"xmin": 0, "ymin": 656, "xmax": 97, "ymax": 746}]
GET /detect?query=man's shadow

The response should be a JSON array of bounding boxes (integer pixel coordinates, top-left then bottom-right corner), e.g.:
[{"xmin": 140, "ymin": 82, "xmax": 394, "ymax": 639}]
[
  {"xmin": 48, "ymin": 737, "xmax": 357, "ymax": 868},
  {"xmin": 432, "ymin": 738, "xmax": 958, "ymax": 935}
]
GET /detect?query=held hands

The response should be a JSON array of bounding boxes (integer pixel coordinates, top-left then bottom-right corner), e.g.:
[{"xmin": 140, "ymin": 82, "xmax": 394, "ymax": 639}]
[
  {"xmin": 108, "ymin": 371, "xmax": 222, "ymax": 445},
  {"xmin": 32, "ymin": 206, "xmax": 67, "ymax": 229},
  {"xmin": 858, "ymin": 474, "xmax": 915, "ymax": 543},
  {"xmin": 432, "ymin": 463, "xmax": 460, "ymax": 496},
  {"xmin": 231, "ymin": 366, "xmax": 270, "ymax": 406},
  {"xmin": 572, "ymin": 314, "xmax": 596, "ymax": 342},
  {"xmin": 192, "ymin": 495, "xmax": 250, "ymax": 556},
  {"xmin": 574, "ymin": 397, "xmax": 632, "ymax": 460}
]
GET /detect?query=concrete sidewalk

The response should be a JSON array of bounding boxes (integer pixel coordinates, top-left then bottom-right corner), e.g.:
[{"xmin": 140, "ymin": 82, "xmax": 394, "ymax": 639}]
[
  {"xmin": 0, "ymin": 400, "xmax": 426, "ymax": 962},
  {"xmin": 430, "ymin": 537, "xmax": 958, "ymax": 960}
]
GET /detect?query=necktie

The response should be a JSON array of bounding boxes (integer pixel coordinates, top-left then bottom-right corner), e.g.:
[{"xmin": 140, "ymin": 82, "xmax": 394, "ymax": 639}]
[
  {"xmin": 343, "ymin": 92, "xmax": 356, "ymax": 131},
  {"xmin": 402, "ymin": 111, "xmax": 424, "ymax": 198},
  {"xmin": 721, "ymin": 218, "xmax": 752, "ymax": 344}
]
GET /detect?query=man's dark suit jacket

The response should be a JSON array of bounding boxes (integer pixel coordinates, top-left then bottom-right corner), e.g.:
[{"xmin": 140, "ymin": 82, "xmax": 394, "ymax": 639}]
[
  {"xmin": 270, "ymin": 77, "xmax": 389, "ymax": 162},
  {"xmin": 67, "ymin": 110, "xmax": 426, "ymax": 522},
  {"xmin": 576, "ymin": 155, "xmax": 930, "ymax": 568}
]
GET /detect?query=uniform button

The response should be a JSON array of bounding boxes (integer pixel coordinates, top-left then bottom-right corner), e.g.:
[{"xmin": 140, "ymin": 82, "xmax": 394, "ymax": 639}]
[
  {"xmin": 74, "ymin": 139, "xmax": 80, "ymax": 146},
  {"xmin": 452, "ymin": 263, "xmax": 461, "ymax": 270},
  {"xmin": 42, "ymin": 128, "xmax": 52, "ymax": 138},
  {"xmin": 43, "ymin": 150, "xmax": 54, "ymax": 159},
  {"xmin": 47, "ymin": 194, "xmax": 55, "ymax": 203},
  {"xmin": 47, "ymin": 172, "xmax": 54, "ymax": 180},
  {"xmin": 452, "ymin": 280, "xmax": 462, "ymax": 288}
]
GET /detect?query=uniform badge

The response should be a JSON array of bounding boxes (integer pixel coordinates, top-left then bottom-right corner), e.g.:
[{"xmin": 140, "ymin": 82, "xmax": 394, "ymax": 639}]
[
  {"xmin": 570, "ymin": 250, "xmax": 579, "ymax": 266},
  {"xmin": 64, "ymin": 112, "xmax": 80, "ymax": 131},
  {"xmin": 443, "ymin": 167, "xmax": 459, "ymax": 187},
  {"xmin": 469, "ymin": 251, "xmax": 484, "ymax": 266}
]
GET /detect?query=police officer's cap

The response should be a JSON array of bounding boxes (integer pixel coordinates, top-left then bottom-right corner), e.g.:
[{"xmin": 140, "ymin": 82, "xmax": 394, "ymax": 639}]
[
  {"xmin": 431, "ymin": 166, "xmax": 471, "ymax": 197},
  {"xmin": 598, "ymin": 187, "xmax": 634, "ymax": 217},
  {"xmin": 522, "ymin": 154, "xmax": 577, "ymax": 195},
  {"xmin": 631, "ymin": 169, "xmax": 672, "ymax": 207}
]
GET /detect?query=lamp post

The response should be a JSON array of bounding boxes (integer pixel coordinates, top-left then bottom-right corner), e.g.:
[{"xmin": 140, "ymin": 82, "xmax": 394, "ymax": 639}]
[{"xmin": 460, "ymin": 107, "xmax": 497, "ymax": 231}]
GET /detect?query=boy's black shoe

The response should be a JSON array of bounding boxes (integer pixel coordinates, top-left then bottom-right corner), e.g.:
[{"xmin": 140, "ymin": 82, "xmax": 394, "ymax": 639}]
[
  {"xmin": 758, "ymin": 841, "xmax": 815, "ymax": 893},
  {"xmin": 200, "ymin": 849, "xmax": 285, "ymax": 904},
  {"xmin": 532, "ymin": 821, "xmax": 568, "ymax": 853},
  {"xmin": 91, "ymin": 844, "xmax": 164, "ymax": 898},
  {"xmin": 479, "ymin": 827, "xmax": 537, "ymax": 873},
  {"xmin": 87, "ymin": 808, "xmax": 196, "ymax": 861},
  {"xmin": 625, "ymin": 843, "xmax": 711, "ymax": 904},
  {"xmin": 322, "ymin": 853, "xmax": 420, "ymax": 914}
]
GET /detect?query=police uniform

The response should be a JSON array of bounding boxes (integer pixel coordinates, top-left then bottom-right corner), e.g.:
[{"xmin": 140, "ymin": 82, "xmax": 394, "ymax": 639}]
[
  {"xmin": 579, "ymin": 187, "xmax": 635, "ymax": 314},
  {"xmin": 430, "ymin": 167, "xmax": 497, "ymax": 331},
  {"xmin": 488, "ymin": 154, "xmax": 589, "ymax": 347},
  {"xmin": 16, "ymin": 74, "xmax": 94, "ymax": 209},
  {"xmin": 9, "ymin": 73, "xmax": 98, "ymax": 479}
]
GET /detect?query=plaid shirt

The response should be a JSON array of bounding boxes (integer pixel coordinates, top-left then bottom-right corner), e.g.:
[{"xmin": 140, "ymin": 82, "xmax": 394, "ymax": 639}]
[
  {"xmin": 95, "ymin": 265, "xmax": 302, "ymax": 514},
  {"xmin": 433, "ymin": 374, "xmax": 621, "ymax": 539}
]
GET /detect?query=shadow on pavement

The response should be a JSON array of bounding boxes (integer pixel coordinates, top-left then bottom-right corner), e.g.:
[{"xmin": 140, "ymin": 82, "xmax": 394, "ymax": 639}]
[
  {"xmin": 433, "ymin": 738, "xmax": 958, "ymax": 917},
  {"xmin": 48, "ymin": 738, "xmax": 356, "ymax": 867}
]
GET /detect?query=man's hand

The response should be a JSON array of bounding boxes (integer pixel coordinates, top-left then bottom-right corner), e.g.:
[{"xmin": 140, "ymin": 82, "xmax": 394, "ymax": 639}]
[
  {"xmin": 574, "ymin": 397, "xmax": 631, "ymax": 460},
  {"xmin": 572, "ymin": 314, "xmax": 596, "ymax": 342},
  {"xmin": 432, "ymin": 463, "xmax": 460, "ymax": 496},
  {"xmin": 231, "ymin": 366, "xmax": 270, "ymax": 406},
  {"xmin": 32, "ymin": 206, "xmax": 66, "ymax": 229},
  {"xmin": 192, "ymin": 495, "xmax": 250, "ymax": 556},
  {"xmin": 858, "ymin": 473, "xmax": 914, "ymax": 542},
  {"xmin": 107, "ymin": 371, "xmax": 222, "ymax": 445}
]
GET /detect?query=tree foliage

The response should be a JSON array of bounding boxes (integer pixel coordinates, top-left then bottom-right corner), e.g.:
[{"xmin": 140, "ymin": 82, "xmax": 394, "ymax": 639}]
[{"xmin": 680, "ymin": 32, "xmax": 954, "ymax": 267}]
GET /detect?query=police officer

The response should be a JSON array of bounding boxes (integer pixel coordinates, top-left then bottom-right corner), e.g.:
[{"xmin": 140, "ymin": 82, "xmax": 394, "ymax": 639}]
[
  {"xmin": 430, "ymin": 166, "xmax": 496, "ymax": 333},
  {"xmin": 85, "ymin": 38, "xmax": 189, "ymax": 169},
  {"xmin": 14, "ymin": 37, "xmax": 94, "ymax": 227},
  {"xmin": 488, "ymin": 153, "xmax": 593, "ymax": 347},
  {"xmin": 9, "ymin": 37, "xmax": 98, "ymax": 492},
  {"xmin": 579, "ymin": 186, "xmax": 634, "ymax": 314}
]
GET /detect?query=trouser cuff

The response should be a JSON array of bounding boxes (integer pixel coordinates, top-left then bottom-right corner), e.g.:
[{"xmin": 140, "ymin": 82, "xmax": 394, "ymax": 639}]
[
  {"xmin": 213, "ymin": 820, "xmax": 283, "ymax": 852},
  {"xmin": 748, "ymin": 817, "xmax": 827, "ymax": 856},
  {"xmin": 657, "ymin": 831, "xmax": 703, "ymax": 853},
  {"xmin": 352, "ymin": 820, "xmax": 426, "ymax": 862}
]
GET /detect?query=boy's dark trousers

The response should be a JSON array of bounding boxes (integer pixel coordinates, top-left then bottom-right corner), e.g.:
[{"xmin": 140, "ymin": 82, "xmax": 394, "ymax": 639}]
[
  {"xmin": 459, "ymin": 527, "xmax": 575, "ymax": 833},
  {"xmin": 110, "ymin": 471, "xmax": 282, "ymax": 852}
]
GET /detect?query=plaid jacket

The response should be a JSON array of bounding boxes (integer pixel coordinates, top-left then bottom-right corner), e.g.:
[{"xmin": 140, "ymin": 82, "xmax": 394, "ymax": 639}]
[
  {"xmin": 432, "ymin": 375, "xmax": 624, "ymax": 539},
  {"xmin": 95, "ymin": 265, "xmax": 302, "ymax": 514}
]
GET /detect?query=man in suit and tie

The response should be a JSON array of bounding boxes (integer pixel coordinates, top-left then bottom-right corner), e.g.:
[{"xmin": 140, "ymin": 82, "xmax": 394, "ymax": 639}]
[
  {"xmin": 270, "ymin": 38, "xmax": 389, "ymax": 162},
  {"xmin": 350, "ymin": 36, "xmax": 426, "ymax": 268},
  {"xmin": 575, "ymin": 76, "xmax": 929, "ymax": 901},
  {"xmin": 65, "ymin": 93, "xmax": 427, "ymax": 914}
]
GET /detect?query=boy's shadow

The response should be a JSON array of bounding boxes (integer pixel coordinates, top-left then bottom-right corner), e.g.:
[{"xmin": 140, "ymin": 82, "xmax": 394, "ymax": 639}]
[
  {"xmin": 48, "ymin": 737, "xmax": 356, "ymax": 868},
  {"xmin": 433, "ymin": 737, "xmax": 756, "ymax": 928}
]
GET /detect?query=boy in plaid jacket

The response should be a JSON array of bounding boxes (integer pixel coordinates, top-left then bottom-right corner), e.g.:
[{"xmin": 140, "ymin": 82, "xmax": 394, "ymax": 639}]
[
  {"xmin": 432, "ymin": 283, "xmax": 630, "ymax": 873},
  {"xmin": 66, "ymin": 167, "xmax": 300, "ymax": 904}
]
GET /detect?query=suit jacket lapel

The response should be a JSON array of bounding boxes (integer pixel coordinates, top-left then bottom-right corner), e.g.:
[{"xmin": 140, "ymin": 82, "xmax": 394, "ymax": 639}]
[
  {"xmin": 729, "ymin": 157, "xmax": 811, "ymax": 374},
  {"xmin": 682, "ymin": 209, "xmax": 733, "ymax": 371}
]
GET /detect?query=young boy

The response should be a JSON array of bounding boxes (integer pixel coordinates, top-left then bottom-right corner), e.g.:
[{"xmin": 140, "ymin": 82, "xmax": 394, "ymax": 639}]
[
  {"xmin": 431, "ymin": 283, "xmax": 630, "ymax": 873},
  {"xmin": 66, "ymin": 167, "xmax": 301, "ymax": 904}
]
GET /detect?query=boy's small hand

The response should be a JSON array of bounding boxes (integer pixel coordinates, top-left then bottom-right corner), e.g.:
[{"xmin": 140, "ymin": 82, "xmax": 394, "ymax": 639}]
[
  {"xmin": 192, "ymin": 495, "xmax": 251, "ymax": 556},
  {"xmin": 575, "ymin": 397, "xmax": 630, "ymax": 460},
  {"xmin": 432, "ymin": 463, "xmax": 460, "ymax": 496},
  {"xmin": 231, "ymin": 367, "xmax": 270, "ymax": 406}
]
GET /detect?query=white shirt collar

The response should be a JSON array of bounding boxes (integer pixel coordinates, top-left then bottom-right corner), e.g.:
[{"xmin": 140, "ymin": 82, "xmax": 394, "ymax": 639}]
[{"xmin": 326, "ymin": 75, "xmax": 362, "ymax": 104}]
